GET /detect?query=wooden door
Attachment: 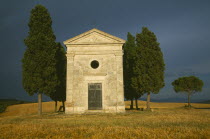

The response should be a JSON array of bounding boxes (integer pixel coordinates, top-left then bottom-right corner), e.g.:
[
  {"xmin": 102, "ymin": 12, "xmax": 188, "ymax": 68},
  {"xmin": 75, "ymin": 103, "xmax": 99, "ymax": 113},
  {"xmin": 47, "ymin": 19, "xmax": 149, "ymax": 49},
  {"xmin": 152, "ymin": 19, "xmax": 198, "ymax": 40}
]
[{"xmin": 88, "ymin": 83, "xmax": 102, "ymax": 110}]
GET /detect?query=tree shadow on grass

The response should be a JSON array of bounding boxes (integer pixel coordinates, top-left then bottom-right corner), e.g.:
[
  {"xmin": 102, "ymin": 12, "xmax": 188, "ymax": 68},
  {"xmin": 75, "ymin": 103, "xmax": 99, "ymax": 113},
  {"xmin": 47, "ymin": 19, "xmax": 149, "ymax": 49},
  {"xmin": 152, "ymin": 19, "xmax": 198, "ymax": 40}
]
[{"xmin": 194, "ymin": 107, "xmax": 210, "ymax": 109}]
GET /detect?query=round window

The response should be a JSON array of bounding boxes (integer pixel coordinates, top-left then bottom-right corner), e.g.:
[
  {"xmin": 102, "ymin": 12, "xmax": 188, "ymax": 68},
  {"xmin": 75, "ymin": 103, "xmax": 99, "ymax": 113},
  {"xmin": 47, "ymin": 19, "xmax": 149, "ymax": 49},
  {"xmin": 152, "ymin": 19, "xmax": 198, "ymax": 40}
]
[{"xmin": 90, "ymin": 60, "xmax": 99, "ymax": 69}]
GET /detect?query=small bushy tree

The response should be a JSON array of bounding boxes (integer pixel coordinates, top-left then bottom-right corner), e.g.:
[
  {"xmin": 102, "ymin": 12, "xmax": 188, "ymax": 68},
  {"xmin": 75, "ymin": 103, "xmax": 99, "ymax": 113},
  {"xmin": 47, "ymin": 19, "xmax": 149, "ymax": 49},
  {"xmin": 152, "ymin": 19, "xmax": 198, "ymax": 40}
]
[{"xmin": 172, "ymin": 76, "xmax": 204, "ymax": 107}]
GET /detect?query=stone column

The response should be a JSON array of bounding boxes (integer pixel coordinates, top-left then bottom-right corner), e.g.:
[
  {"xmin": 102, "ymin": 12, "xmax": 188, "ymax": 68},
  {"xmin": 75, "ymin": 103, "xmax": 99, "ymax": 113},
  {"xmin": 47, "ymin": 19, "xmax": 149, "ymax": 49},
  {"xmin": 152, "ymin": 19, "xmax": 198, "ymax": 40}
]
[
  {"xmin": 115, "ymin": 51, "xmax": 125, "ymax": 112},
  {"xmin": 65, "ymin": 53, "xmax": 74, "ymax": 114}
]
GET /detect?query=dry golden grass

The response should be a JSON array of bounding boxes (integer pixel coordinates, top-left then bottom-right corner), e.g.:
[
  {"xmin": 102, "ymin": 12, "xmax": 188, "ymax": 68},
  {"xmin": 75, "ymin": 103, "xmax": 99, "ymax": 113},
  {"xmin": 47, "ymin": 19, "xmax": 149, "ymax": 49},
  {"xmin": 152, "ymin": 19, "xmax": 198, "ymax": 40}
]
[
  {"xmin": 0, "ymin": 101, "xmax": 63, "ymax": 117},
  {"xmin": 1, "ymin": 100, "xmax": 209, "ymax": 117},
  {"xmin": 125, "ymin": 100, "xmax": 210, "ymax": 109},
  {"xmin": 0, "ymin": 101, "xmax": 210, "ymax": 139}
]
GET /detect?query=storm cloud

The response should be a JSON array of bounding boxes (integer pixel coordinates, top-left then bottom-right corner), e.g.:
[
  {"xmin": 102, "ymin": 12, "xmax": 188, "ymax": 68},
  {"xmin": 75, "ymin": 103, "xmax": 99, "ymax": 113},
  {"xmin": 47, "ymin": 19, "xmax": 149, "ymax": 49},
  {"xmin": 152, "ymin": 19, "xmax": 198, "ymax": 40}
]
[{"xmin": 0, "ymin": 0, "xmax": 210, "ymax": 102}]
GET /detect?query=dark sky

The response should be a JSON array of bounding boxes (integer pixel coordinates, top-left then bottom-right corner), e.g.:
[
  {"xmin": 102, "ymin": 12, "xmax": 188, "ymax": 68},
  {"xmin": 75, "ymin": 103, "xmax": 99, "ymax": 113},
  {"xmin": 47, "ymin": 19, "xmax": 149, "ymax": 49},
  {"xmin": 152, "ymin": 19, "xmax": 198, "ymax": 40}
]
[{"xmin": 0, "ymin": 0, "xmax": 210, "ymax": 102}]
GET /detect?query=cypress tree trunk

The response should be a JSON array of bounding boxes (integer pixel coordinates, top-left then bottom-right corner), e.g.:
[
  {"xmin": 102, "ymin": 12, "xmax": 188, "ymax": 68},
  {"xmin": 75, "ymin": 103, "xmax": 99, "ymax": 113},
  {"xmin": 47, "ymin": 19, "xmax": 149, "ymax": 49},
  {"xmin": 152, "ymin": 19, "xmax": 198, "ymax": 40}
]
[
  {"xmin": 62, "ymin": 101, "xmax": 65, "ymax": 112},
  {"xmin": 130, "ymin": 99, "xmax": 134, "ymax": 109},
  {"xmin": 188, "ymin": 93, "xmax": 191, "ymax": 107},
  {"xmin": 147, "ymin": 92, "xmax": 151, "ymax": 110},
  {"xmin": 38, "ymin": 92, "xmax": 42, "ymax": 115},
  {"xmin": 135, "ymin": 98, "xmax": 139, "ymax": 110},
  {"xmin": 55, "ymin": 101, "xmax": 57, "ymax": 112}
]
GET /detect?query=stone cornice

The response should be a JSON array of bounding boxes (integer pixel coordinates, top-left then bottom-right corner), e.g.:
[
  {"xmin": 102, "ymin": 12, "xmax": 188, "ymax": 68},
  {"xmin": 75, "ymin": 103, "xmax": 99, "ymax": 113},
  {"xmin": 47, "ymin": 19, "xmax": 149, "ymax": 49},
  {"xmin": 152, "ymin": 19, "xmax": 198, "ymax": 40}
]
[
  {"xmin": 66, "ymin": 51, "xmax": 123, "ymax": 55},
  {"xmin": 83, "ymin": 72, "xmax": 107, "ymax": 76},
  {"xmin": 66, "ymin": 53, "xmax": 75, "ymax": 57},
  {"xmin": 66, "ymin": 43, "xmax": 124, "ymax": 46},
  {"xmin": 114, "ymin": 51, "xmax": 124, "ymax": 56}
]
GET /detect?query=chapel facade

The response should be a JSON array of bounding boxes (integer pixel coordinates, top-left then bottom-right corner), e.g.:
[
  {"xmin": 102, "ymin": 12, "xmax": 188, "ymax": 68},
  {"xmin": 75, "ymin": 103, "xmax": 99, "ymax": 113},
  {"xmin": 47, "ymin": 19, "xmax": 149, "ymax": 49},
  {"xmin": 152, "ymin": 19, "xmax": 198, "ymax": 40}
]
[{"xmin": 63, "ymin": 28, "xmax": 125, "ymax": 114}]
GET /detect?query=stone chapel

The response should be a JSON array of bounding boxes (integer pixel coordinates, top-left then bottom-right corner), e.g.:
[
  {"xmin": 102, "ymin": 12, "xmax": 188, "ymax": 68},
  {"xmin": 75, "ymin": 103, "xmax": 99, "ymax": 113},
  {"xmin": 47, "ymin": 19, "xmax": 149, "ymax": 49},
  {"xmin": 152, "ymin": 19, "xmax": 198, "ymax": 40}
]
[{"xmin": 63, "ymin": 28, "xmax": 125, "ymax": 114}]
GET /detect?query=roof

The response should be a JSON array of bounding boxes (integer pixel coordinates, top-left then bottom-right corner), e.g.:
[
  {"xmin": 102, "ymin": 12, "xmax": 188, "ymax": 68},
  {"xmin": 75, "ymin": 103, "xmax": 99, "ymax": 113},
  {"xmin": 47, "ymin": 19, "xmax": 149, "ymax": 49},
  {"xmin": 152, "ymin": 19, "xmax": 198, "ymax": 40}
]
[{"xmin": 63, "ymin": 28, "xmax": 125, "ymax": 45}]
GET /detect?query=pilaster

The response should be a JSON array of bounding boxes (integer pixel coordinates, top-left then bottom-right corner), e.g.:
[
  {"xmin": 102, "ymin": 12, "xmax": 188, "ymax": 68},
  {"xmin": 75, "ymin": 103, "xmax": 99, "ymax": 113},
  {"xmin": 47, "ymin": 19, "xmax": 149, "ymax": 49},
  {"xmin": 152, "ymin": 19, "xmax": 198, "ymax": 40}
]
[
  {"xmin": 115, "ymin": 51, "xmax": 125, "ymax": 112},
  {"xmin": 65, "ymin": 53, "xmax": 75, "ymax": 113}
]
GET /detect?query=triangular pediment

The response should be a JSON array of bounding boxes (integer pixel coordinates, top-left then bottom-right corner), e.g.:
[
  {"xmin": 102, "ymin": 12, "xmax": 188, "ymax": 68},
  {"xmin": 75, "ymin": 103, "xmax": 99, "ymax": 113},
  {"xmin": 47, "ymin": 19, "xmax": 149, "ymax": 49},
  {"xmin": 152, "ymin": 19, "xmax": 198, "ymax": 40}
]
[{"xmin": 64, "ymin": 28, "xmax": 125, "ymax": 45}]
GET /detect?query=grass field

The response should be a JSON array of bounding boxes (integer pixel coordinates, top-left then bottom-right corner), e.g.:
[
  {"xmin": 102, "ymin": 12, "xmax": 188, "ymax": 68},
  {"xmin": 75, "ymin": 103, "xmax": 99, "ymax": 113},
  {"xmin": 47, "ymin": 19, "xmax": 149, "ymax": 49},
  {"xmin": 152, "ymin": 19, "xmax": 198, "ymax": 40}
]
[
  {"xmin": 0, "ymin": 101, "xmax": 210, "ymax": 139},
  {"xmin": 0, "ymin": 99, "xmax": 31, "ymax": 113}
]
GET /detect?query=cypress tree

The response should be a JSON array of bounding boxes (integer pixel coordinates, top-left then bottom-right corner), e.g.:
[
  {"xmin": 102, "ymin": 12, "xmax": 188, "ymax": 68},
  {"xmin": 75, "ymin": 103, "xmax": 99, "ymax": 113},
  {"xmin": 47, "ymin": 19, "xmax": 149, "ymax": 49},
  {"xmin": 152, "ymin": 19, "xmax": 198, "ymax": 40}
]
[
  {"xmin": 132, "ymin": 27, "xmax": 165, "ymax": 110},
  {"xmin": 123, "ymin": 32, "xmax": 136, "ymax": 109},
  {"xmin": 22, "ymin": 5, "xmax": 58, "ymax": 115},
  {"xmin": 50, "ymin": 43, "xmax": 66, "ymax": 112}
]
